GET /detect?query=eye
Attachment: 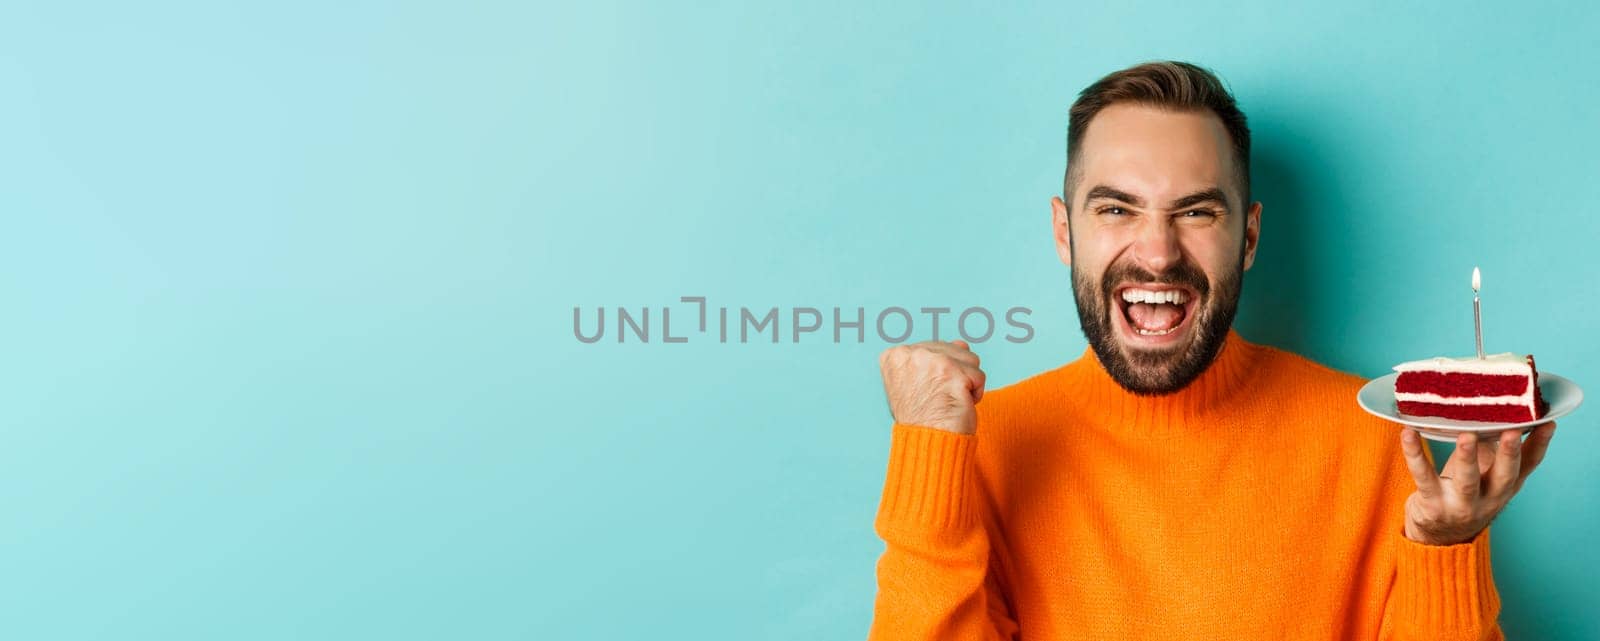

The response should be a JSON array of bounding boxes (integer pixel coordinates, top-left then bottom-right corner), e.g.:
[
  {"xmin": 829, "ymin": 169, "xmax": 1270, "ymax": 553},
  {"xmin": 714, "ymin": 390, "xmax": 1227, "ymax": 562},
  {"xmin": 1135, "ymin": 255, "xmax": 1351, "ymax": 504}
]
[
  {"xmin": 1182, "ymin": 209, "xmax": 1216, "ymax": 219},
  {"xmin": 1100, "ymin": 206, "xmax": 1130, "ymax": 216}
]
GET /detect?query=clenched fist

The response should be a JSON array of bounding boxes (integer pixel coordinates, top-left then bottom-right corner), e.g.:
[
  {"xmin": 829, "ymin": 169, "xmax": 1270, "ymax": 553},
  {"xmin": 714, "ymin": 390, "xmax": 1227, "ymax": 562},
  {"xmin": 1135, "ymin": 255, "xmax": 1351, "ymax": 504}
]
[{"xmin": 878, "ymin": 339, "xmax": 988, "ymax": 435}]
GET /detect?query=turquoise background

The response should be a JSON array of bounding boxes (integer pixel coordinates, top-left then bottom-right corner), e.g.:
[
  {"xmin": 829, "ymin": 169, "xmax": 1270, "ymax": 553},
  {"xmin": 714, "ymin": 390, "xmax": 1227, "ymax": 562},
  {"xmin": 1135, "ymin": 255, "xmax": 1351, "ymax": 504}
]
[{"xmin": 3, "ymin": 1, "xmax": 1596, "ymax": 638}]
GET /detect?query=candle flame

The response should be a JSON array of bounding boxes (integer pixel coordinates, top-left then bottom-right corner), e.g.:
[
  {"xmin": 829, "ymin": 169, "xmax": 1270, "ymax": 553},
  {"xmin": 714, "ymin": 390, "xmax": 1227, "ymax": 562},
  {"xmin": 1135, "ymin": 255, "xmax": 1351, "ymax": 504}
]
[{"xmin": 1472, "ymin": 266, "xmax": 1480, "ymax": 292}]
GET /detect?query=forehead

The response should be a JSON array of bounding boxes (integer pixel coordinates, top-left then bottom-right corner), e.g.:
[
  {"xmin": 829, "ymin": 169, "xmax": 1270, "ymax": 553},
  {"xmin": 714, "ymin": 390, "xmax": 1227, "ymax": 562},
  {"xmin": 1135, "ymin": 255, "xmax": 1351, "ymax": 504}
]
[{"xmin": 1075, "ymin": 103, "xmax": 1237, "ymax": 204}]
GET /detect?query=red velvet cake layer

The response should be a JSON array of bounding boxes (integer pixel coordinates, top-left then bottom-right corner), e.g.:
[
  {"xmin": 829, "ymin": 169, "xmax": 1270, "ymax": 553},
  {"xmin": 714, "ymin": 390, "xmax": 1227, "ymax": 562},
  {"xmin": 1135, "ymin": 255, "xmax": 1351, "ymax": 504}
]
[
  {"xmin": 1395, "ymin": 401, "xmax": 1535, "ymax": 423},
  {"xmin": 1529, "ymin": 355, "xmax": 1548, "ymax": 417},
  {"xmin": 1394, "ymin": 371, "xmax": 1529, "ymax": 397}
]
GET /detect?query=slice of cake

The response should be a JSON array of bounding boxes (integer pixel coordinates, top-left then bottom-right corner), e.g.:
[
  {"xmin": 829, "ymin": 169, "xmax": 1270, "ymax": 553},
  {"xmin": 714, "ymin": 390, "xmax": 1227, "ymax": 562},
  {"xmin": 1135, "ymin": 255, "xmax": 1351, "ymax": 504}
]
[{"xmin": 1392, "ymin": 353, "xmax": 1548, "ymax": 423}]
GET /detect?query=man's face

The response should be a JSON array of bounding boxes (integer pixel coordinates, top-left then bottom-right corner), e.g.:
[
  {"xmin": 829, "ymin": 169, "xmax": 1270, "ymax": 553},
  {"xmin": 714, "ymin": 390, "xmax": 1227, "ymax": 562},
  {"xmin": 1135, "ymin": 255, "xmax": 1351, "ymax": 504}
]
[{"xmin": 1050, "ymin": 104, "xmax": 1262, "ymax": 394}]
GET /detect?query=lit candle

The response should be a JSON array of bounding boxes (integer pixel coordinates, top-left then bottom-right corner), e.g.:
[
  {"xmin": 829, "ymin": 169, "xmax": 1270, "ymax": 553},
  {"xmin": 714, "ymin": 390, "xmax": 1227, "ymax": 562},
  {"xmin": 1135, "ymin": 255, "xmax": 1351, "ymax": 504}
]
[{"xmin": 1472, "ymin": 266, "xmax": 1484, "ymax": 359}]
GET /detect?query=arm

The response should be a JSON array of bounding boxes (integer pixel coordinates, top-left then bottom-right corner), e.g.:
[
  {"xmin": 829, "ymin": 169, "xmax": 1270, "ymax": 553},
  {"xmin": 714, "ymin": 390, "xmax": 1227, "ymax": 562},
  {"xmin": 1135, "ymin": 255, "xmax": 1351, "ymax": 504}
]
[
  {"xmin": 1380, "ymin": 422, "xmax": 1556, "ymax": 640},
  {"xmin": 868, "ymin": 340, "xmax": 1017, "ymax": 640},
  {"xmin": 1378, "ymin": 526, "xmax": 1503, "ymax": 641},
  {"xmin": 868, "ymin": 423, "xmax": 1019, "ymax": 641}
]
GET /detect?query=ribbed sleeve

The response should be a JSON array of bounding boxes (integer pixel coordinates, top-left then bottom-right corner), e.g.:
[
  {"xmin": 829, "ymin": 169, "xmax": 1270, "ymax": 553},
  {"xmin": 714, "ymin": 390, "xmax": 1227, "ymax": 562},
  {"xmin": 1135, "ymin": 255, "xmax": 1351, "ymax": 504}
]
[
  {"xmin": 1390, "ymin": 527, "xmax": 1502, "ymax": 641},
  {"xmin": 869, "ymin": 422, "xmax": 1016, "ymax": 641},
  {"xmin": 875, "ymin": 423, "xmax": 978, "ymax": 535}
]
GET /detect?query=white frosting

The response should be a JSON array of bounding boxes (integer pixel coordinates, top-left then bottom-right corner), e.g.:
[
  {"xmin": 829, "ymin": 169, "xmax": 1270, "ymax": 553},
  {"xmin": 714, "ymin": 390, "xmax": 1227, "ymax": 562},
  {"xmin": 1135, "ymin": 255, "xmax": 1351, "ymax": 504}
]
[
  {"xmin": 1395, "ymin": 391, "xmax": 1534, "ymax": 408},
  {"xmin": 1392, "ymin": 352, "xmax": 1532, "ymax": 375}
]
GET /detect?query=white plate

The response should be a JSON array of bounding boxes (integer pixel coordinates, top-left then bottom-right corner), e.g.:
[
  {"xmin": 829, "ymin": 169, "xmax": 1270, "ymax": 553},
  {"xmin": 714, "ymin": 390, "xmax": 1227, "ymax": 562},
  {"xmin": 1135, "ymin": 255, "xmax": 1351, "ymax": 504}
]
[{"xmin": 1357, "ymin": 372, "xmax": 1583, "ymax": 442}]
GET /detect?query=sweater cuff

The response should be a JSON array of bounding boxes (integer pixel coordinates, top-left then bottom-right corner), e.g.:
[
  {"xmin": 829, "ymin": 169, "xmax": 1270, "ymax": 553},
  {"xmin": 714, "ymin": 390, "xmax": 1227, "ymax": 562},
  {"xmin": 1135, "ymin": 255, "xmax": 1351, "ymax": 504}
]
[
  {"xmin": 1393, "ymin": 526, "xmax": 1500, "ymax": 634},
  {"xmin": 874, "ymin": 423, "xmax": 979, "ymax": 535}
]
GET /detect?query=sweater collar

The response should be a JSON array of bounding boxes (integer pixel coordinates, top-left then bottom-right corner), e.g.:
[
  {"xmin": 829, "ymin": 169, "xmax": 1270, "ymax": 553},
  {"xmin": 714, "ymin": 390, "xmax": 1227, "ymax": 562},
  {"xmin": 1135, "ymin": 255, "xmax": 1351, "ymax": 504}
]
[{"xmin": 1065, "ymin": 328, "xmax": 1259, "ymax": 433}]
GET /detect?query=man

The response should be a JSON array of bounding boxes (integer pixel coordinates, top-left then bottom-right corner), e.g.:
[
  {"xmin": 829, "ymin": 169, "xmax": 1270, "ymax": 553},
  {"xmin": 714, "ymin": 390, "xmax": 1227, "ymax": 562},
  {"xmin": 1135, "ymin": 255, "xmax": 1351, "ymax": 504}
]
[{"xmin": 867, "ymin": 61, "xmax": 1556, "ymax": 641}]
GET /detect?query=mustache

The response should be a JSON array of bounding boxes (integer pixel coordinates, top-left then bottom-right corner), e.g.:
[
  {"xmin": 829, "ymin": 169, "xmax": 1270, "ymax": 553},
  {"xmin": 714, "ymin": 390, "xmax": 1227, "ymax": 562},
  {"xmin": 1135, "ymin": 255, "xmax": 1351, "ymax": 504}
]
[{"xmin": 1098, "ymin": 261, "xmax": 1211, "ymax": 302}]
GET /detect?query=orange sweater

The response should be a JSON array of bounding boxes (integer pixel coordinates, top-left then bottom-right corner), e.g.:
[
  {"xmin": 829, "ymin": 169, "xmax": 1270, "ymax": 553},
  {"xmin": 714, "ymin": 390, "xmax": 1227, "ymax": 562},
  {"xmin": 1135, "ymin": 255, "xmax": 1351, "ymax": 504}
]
[{"xmin": 869, "ymin": 330, "xmax": 1502, "ymax": 641}]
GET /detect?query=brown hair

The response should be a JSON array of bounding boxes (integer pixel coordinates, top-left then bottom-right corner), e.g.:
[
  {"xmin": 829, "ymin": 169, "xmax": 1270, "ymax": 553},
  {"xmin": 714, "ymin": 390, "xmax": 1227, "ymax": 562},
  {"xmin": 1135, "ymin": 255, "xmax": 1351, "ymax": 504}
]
[{"xmin": 1064, "ymin": 61, "xmax": 1251, "ymax": 208}]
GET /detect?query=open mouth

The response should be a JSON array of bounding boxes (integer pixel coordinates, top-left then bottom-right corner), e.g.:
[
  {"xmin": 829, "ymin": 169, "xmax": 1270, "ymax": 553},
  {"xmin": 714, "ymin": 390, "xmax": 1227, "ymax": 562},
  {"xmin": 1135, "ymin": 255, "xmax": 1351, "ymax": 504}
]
[{"xmin": 1112, "ymin": 284, "xmax": 1200, "ymax": 344}]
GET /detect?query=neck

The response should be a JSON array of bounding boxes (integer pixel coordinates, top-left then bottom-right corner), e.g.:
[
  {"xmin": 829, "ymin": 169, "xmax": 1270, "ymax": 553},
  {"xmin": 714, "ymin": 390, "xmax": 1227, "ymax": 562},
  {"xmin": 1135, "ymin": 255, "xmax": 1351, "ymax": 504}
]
[{"xmin": 1067, "ymin": 328, "xmax": 1258, "ymax": 434}]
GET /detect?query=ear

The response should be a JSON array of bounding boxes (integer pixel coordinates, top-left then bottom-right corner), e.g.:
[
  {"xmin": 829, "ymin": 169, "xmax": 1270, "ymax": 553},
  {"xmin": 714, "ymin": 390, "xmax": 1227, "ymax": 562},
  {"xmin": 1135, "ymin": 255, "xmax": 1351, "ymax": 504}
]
[
  {"xmin": 1051, "ymin": 196, "xmax": 1072, "ymax": 266},
  {"xmin": 1241, "ymin": 200, "xmax": 1263, "ymax": 271}
]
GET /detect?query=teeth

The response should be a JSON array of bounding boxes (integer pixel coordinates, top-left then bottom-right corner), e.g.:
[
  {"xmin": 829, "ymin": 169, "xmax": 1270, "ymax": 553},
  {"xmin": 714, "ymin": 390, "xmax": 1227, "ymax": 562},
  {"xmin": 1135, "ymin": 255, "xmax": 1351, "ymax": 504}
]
[
  {"xmin": 1119, "ymin": 288, "xmax": 1189, "ymax": 305},
  {"xmin": 1135, "ymin": 326, "xmax": 1178, "ymax": 336}
]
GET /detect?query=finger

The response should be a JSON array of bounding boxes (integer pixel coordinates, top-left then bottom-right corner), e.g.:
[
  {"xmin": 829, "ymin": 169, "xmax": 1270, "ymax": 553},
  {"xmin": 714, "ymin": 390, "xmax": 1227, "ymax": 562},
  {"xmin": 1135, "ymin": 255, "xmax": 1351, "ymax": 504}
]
[
  {"xmin": 1444, "ymin": 432, "xmax": 1482, "ymax": 498},
  {"xmin": 1477, "ymin": 433, "xmax": 1499, "ymax": 476},
  {"xmin": 1514, "ymin": 421, "xmax": 1557, "ymax": 492},
  {"xmin": 951, "ymin": 362, "xmax": 987, "ymax": 404},
  {"xmin": 1486, "ymin": 429, "xmax": 1522, "ymax": 501},
  {"xmin": 933, "ymin": 341, "xmax": 980, "ymax": 367},
  {"xmin": 1399, "ymin": 428, "xmax": 1442, "ymax": 499}
]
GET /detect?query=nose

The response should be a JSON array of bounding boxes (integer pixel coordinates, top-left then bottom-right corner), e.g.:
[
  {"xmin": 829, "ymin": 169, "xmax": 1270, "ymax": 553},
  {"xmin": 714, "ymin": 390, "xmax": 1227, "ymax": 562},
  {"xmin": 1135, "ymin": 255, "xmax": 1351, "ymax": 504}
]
[{"xmin": 1131, "ymin": 216, "xmax": 1182, "ymax": 274}]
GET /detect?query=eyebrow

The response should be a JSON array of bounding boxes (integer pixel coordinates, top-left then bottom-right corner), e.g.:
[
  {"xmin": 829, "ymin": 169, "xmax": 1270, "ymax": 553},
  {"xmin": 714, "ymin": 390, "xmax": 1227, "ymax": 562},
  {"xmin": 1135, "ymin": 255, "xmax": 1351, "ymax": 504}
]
[
  {"xmin": 1168, "ymin": 188, "xmax": 1230, "ymax": 210},
  {"xmin": 1084, "ymin": 185, "xmax": 1231, "ymax": 211},
  {"xmin": 1083, "ymin": 185, "xmax": 1145, "ymax": 207}
]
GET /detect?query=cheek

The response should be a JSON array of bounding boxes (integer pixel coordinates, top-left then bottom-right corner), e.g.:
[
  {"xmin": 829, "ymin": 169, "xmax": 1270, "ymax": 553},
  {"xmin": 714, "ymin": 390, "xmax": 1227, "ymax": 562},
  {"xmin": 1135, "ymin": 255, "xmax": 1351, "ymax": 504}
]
[
  {"xmin": 1178, "ymin": 228, "xmax": 1244, "ymax": 271},
  {"xmin": 1076, "ymin": 227, "xmax": 1135, "ymax": 267}
]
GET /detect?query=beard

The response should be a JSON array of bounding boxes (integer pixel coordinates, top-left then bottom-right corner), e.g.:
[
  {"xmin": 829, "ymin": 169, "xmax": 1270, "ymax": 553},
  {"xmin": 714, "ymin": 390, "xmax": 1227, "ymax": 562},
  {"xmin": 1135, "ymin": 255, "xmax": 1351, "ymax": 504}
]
[{"xmin": 1072, "ymin": 252, "xmax": 1244, "ymax": 395}]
